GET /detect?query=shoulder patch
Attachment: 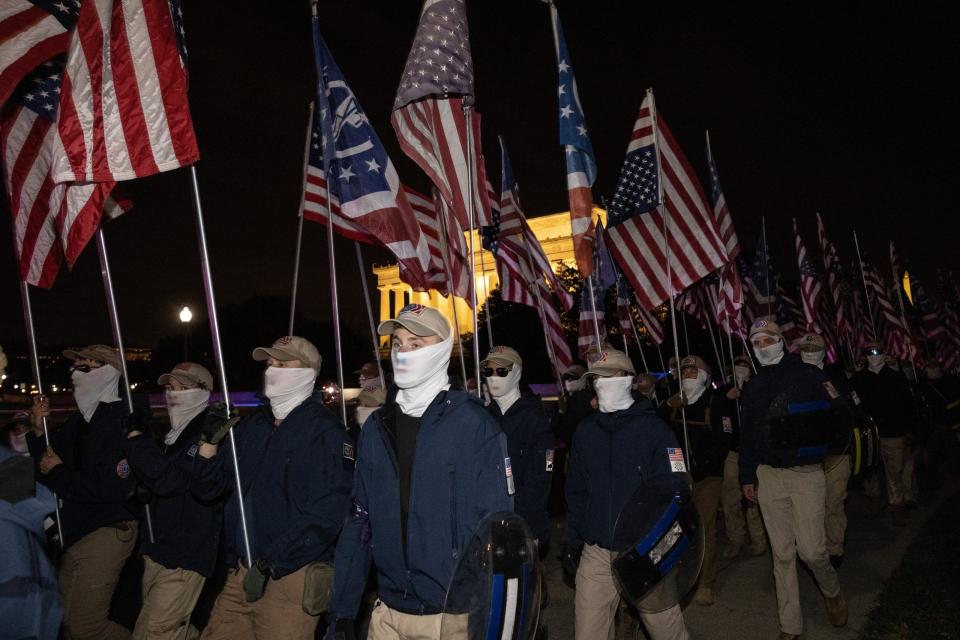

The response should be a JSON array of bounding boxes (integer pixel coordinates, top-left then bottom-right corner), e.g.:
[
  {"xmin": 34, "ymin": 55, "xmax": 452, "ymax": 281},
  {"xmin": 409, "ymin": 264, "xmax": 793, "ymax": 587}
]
[
  {"xmin": 545, "ymin": 448, "xmax": 555, "ymax": 472},
  {"xmin": 504, "ymin": 457, "xmax": 516, "ymax": 495},
  {"xmin": 187, "ymin": 444, "xmax": 199, "ymax": 458},
  {"xmin": 116, "ymin": 458, "xmax": 130, "ymax": 479},
  {"xmin": 851, "ymin": 390, "xmax": 861, "ymax": 406},
  {"xmin": 667, "ymin": 448, "xmax": 686, "ymax": 473},
  {"xmin": 721, "ymin": 416, "xmax": 733, "ymax": 433},
  {"xmin": 342, "ymin": 442, "xmax": 356, "ymax": 461},
  {"xmin": 824, "ymin": 381, "xmax": 840, "ymax": 399}
]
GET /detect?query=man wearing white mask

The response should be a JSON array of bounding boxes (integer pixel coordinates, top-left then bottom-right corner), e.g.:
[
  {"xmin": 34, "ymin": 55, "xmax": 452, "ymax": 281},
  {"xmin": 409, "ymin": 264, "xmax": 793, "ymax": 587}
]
[
  {"xmin": 26, "ymin": 344, "xmax": 138, "ymax": 639},
  {"xmin": 329, "ymin": 304, "xmax": 512, "ymax": 640},
  {"xmin": 713, "ymin": 355, "xmax": 767, "ymax": 559},
  {"xmin": 195, "ymin": 336, "xmax": 354, "ymax": 640},
  {"xmin": 124, "ymin": 362, "xmax": 222, "ymax": 639},
  {"xmin": 739, "ymin": 321, "xmax": 846, "ymax": 639},
  {"xmin": 852, "ymin": 341, "xmax": 916, "ymax": 526},
  {"xmin": 563, "ymin": 349, "xmax": 690, "ymax": 640},
  {"xmin": 481, "ymin": 346, "xmax": 553, "ymax": 547}
]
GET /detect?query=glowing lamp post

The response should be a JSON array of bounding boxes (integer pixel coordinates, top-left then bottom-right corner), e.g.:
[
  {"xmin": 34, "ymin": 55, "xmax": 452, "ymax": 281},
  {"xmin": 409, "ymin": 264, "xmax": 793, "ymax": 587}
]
[{"xmin": 179, "ymin": 306, "xmax": 193, "ymax": 361}]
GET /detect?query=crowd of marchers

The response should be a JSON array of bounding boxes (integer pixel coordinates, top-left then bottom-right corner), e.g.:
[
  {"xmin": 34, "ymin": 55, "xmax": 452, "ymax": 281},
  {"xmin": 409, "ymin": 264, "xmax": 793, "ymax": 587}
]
[{"xmin": 2, "ymin": 304, "xmax": 960, "ymax": 640}]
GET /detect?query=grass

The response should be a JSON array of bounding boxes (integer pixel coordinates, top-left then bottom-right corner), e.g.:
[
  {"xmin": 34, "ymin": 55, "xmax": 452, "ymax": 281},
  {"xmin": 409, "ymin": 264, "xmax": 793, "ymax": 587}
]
[{"xmin": 859, "ymin": 491, "xmax": 960, "ymax": 639}]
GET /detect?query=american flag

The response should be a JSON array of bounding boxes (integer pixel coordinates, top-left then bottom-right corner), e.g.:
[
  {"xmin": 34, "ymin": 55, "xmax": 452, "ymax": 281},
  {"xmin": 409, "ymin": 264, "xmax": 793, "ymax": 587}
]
[
  {"xmin": 938, "ymin": 272, "xmax": 960, "ymax": 371},
  {"xmin": 716, "ymin": 262, "xmax": 745, "ymax": 336},
  {"xmin": 705, "ymin": 132, "xmax": 739, "ymax": 260},
  {"xmin": 678, "ymin": 283, "xmax": 711, "ymax": 331},
  {"xmin": 776, "ymin": 285, "xmax": 806, "ymax": 347},
  {"xmin": 605, "ymin": 90, "xmax": 728, "ymax": 310},
  {"xmin": 577, "ymin": 271, "xmax": 606, "ymax": 358},
  {"xmin": 302, "ymin": 24, "xmax": 432, "ymax": 291},
  {"xmin": 616, "ymin": 275, "xmax": 635, "ymax": 341},
  {"xmin": 50, "ymin": 0, "xmax": 198, "ymax": 183},
  {"xmin": 391, "ymin": 0, "xmax": 491, "ymax": 234},
  {"xmin": 0, "ymin": 0, "xmax": 78, "ymax": 106},
  {"xmin": 860, "ymin": 256, "xmax": 913, "ymax": 360},
  {"xmin": 2, "ymin": 57, "xmax": 126, "ymax": 287},
  {"xmin": 909, "ymin": 275, "xmax": 944, "ymax": 342},
  {"xmin": 704, "ymin": 134, "xmax": 743, "ymax": 335},
  {"xmin": 549, "ymin": 2, "xmax": 596, "ymax": 277},
  {"xmin": 793, "ymin": 219, "xmax": 822, "ymax": 332},
  {"xmin": 636, "ymin": 298, "xmax": 665, "ymax": 345},
  {"xmin": 816, "ymin": 213, "xmax": 849, "ymax": 339},
  {"xmin": 430, "ymin": 188, "xmax": 472, "ymax": 301}
]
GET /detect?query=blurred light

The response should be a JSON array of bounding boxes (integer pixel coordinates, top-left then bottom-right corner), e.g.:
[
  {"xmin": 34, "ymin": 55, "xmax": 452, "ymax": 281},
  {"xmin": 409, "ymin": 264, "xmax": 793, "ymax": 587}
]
[
  {"xmin": 1, "ymin": 373, "xmax": 6, "ymax": 379},
  {"xmin": 903, "ymin": 272, "xmax": 913, "ymax": 304},
  {"xmin": 179, "ymin": 306, "xmax": 193, "ymax": 323},
  {"xmin": 13, "ymin": 384, "xmax": 19, "ymax": 390}
]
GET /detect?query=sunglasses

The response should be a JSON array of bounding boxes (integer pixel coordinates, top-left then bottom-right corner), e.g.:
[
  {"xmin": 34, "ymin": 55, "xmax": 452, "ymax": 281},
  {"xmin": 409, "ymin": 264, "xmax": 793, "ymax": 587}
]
[
  {"xmin": 69, "ymin": 365, "xmax": 92, "ymax": 374},
  {"xmin": 482, "ymin": 367, "xmax": 512, "ymax": 378},
  {"xmin": 864, "ymin": 348, "xmax": 883, "ymax": 356}
]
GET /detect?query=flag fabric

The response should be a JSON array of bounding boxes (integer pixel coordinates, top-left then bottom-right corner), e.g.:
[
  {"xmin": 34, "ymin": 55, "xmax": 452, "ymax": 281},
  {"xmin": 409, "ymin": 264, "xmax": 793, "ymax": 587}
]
[
  {"xmin": 860, "ymin": 256, "xmax": 913, "ymax": 360},
  {"xmin": 705, "ymin": 133, "xmax": 740, "ymax": 260},
  {"xmin": 429, "ymin": 188, "xmax": 472, "ymax": 301},
  {"xmin": 549, "ymin": 2, "xmax": 596, "ymax": 276},
  {"xmin": 577, "ymin": 272, "xmax": 606, "ymax": 358},
  {"xmin": 0, "ymin": 0, "xmax": 78, "ymax": 106},
  {"xmin": 816, "ymin": 213, "xmax": 849, "ymax": 339},
  {"xmin": 793, "ymin": 219, "xmax": 822, "ymax": 332},
  {"xmin": 391, "ymin": 0, "xmax": 491, "ymax": 233},
  {"xmin": 594, "ymin": 219, "xmax": 618, "ymax": 287},
  {"xmin": 51, "ymin": 0, "xmax": 198, "ymax": 183},
  {"xmin": 678, "ymin": 284, "xmax": 711, "ymax": 331},
  {"xmin": 605, "ymin": 91, "xmax": 728, "ymax": 310},
  {"xmin": 616, "ymin": 276, "xmax": 635, "ymax": 341},
  {"xmin": 2, "ymin": 57, "xmax": 124, "ymax": 287},
  {"xmin": 938, "ymin": 273, "xmax": 960, "ymax": 371},
  {"xmin": 776, "ymin": 285, "xmax": 806, "ymax": 346},
  {"xmin": 909, "ymin": 275, "xmax": 944, "ymax": 342},
  {"xmin": 636, "ymin": 299, "xmax": 665, "ymax": 345},
  {"xmin": 716, "ymin": 261, "xmax": 745, "ymax": 336},
  {"xmin": 303, "ymin": 25, "xmax": 432, "ymax": 290}
]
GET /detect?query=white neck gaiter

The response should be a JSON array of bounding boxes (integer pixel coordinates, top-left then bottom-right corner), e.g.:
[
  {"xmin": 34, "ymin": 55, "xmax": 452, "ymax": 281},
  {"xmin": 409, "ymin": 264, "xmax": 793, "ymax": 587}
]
[
  {"xmin": 264, "ymin": 367, "xmax": 317, "ymax": 421},
  {"xmin": 801, "ymin": 350, "xmax": 826, "ymax": 369},
  {"xmin": 867, "ymin": 355, "xmax": 885, "ymax": 373},
  {"xmin": 488, "ymin": 365, "xmax": 522, "ymax": 415},
  {"xmin": 595, "ymin": 376, "xmax": 635, "ymax": 413},
  {"xmin": 681, "ymin": 370, "xmax": 709, "ymax": 405},
  {"xmin": 165, "ymin": 389, "xmax": 210, "ymax": 444},
  {"xmin": 564, "ymin": 377, "xmax": 586, "ymax": 393},
  {"xmin": 393, "ymin": 334, "xmax": 452, "ymax": 418},
  {"xmin": 72, "ymin": 365, "xmax": 121, "ymax": 422},
  {"xmin": 754, "ymin": 341, "xmax": 785, "ymax": 367}
]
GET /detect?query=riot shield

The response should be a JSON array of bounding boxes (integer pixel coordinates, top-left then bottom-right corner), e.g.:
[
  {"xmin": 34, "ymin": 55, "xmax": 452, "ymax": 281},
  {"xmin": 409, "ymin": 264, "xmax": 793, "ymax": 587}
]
[
  {"xmin": 768, "ymin": 399, "xmax": 854, "ymax": 467},
  {"xmin": 849, "ymin": 413, "xmax": 881, "ymax": 476},
  {"xmin": 440, "ymin": 512, "xmax": 541, "ymax": 640},
  {"xmin": 611, "ymin": 475, "xmax": 704, "ymax": 614}
]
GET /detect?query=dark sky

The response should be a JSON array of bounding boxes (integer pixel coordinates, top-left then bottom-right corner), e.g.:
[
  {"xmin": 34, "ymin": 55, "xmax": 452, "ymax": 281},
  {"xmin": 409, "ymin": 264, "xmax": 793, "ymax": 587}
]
[{"xmin": 2, "ymin": 1, "xmax": 958, "ymax": 352}]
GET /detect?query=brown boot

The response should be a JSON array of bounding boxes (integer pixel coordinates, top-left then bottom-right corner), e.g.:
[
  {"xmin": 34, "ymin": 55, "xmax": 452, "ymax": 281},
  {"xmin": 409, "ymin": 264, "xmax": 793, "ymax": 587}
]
[
  {"xmin": 693, "ymin": 586, "xmax": 714, "ymax": 606},
  {"xmin": 825, "ymin": 591, "xmax": 848, "ymax": 627}
]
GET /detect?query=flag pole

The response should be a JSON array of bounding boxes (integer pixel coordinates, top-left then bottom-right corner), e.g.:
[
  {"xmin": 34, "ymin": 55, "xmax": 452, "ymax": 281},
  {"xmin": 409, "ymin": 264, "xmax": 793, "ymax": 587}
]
[
  {"xmin": 479, "ymin": 246, "xmax": 494, "ymax": 349},
  {"xmin": 762, "ymin": 216, "xmax": 772, "ymax": 319},
  {"xmin": 587, "ymin": 275, "xmax": 604, "ymax": 354},
  {"xmin": 288, "ymin": 106, "xmax": 315, "ymax": 336},
  {"xmin": 681, "ymin": 308, "xmax": 691, "ymax": 356},
  {"xmin": 188, "ymin": 165, "xmax": 253, "ymax": 568},
  {"xmin": 18, "ymin": 281, "xmax": 64, "ymax": 547},
  {"xmin": 463, "ymin": 101, "xmax": 482, "ymax": 396},
  {"xmin": 95, "ymin": 228, "xmax": 154, "ymax": 545},
  {"xmin": 435, "ymin": 199, "xmax": 470, "ymax": 385},
  {"xmin": 355, "ymin": 242, "xmax": 386, "ymax": 389},
  {"xmin": 527, "ymin": 269, "xmax": 566, "ymax": 400},
  {"xmin": 852, "ymin": 230, "xmax": 879, "ymax": 342}
]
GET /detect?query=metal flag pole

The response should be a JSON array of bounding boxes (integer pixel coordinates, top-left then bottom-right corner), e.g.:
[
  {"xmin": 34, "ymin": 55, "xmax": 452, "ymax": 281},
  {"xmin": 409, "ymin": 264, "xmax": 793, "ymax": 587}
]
[
  {"xmin": 528, "ymin": 270, "xmax": 567, "ymax": 400},
  {"xmin": 188, "ymin": 165, "xmax": 253, "ymax": 568},
  {"xmin": 479, "ymin": 246, "xmax": 494, "ymax": 349},
  {"xmin": 288, "ymin": 105, "xmax": 315, "ymax": 336},
  {"xmin": 586, "ymin": 275, "xmax": 604, "ymax": 354},
  {"xmin": 463, "ymin": 101, "xmax": 482, "ymax": 396},
  {"xmin": 18, "ymin": 281, "xmax": 64, "ymax": 547},
  {"xmin": 656, "ymin": 342, "xmax": 667, "ymax": 373},
  {"xmin": 436, "ymin": 195, "xmax": 470, "ymax": 385},
  {"xmin": 323, "ymin": 181, "xmax": 349, "ymax": 425},
  {"xmin": 355, "ymin": 242, "xmax": 386, "ymax": 389},
  {"xmin": 680, "ymin": 308, "xmax": 691, "ymax": 356},
  {"xmin": 95, "ymin": 228, "xmax": 154, "ymax": 544},
  {"xmin": 852, "ymin": 230, "xmax": 879, "ymax": 342},
  {"xmin": 761, "ymin": 216, "xmax": 772, "ymax": 319}
]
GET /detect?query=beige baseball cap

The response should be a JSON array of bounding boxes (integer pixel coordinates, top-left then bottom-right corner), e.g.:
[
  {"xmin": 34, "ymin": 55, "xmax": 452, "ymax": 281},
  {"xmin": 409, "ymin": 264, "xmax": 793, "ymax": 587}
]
[
  {"xmin": 587, "ymin": 349, "xmax": 636, "ymax": 377},
  {"xmin": 357, "ymin": 387, "xmax": 386, "ymax": 407},
  {"xmin": 377, "ymin": 304, "xmax": 451, "ymax": 340},
  {"xmin": 481, "ymin": 346, "xmax": 522, "ymax": 369},
  {"xmin": 158, "ymin": 362, "xmax": 214, "ymax": 390},
  {"xmin": 749, "ymin": 319, "xmax": 783, "ymax": 340},
  {"xmin": 63, "ymin": 344, "xmax": 121, "ymax": 370},
  {"xmin": 680, "ymin": 355, "xmax": 712, "ymax": 377},
  {"xmin": 733, "ymin": 354, "xmax": 753, "ymax": 367},
  {"xmin": 252, "ymin": 336, "xmax": 322, "ymax": 372},
  {"xmin": 799, "ymin": 333, "xmax": 826, "ymax": 352},
  {"xmin": 354, "ymin": 362, "xmax": 379, "ymax": 378}
]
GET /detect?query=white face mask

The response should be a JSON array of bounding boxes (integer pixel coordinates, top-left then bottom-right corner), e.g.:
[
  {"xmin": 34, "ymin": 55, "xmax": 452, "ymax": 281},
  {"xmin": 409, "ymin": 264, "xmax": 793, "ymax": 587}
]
[
  {"xmin": 355, "ymin": 405, "xmax": 377, "ymax": 428},
  {"xmin": 487, "ymin": 365, "xmax": 522, "ymax": 414},
  {"xmin": 681, "ymin": 369, "xmax": 709, "ymax": 405},
  {"xmin": 594, "ymin": 376, "xmax": 635, "ymax": 413},
  {"xmin": 801, "ymin": 350, "xmax": 826, "ymax": 369},
  {"xmin": 564, "ymin": 377, "xmax": 586, "ymax": 393},
  {"xmin": 264, "ymin": 367, "xmax": 317, "ymax": 421},
  {"xmin": 753, "ymin": 340, "xmax": 785, "ymax": 366},
  {"xmin": 72, "ymin": 365, "xmax": 121, "ymax": 422},
  {"xmin": 867, "ymin": 354, "xmax": 885, "ymax": 373},
  {"xmin": 164, "ymin": 388, "xmax": 210, "ymax": 444},
  {"xmin": 734, "ymin": 365, "xmax": 751, "ymax": 386},
  {"xmin": 392, "ymin": 334, "xmax": 453, "ymax": 417}
]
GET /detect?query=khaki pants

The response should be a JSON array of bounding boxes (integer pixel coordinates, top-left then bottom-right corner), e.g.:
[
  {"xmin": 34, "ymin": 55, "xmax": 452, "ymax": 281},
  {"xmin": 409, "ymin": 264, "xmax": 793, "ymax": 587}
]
[
  {"xmin": 757, "ymin": 465, "xmax": 840, "ymax": 636},
  {"xmin": 721, "ymin": 452, "xmax": 766, "ymax": 548},
  {"xmin": 864, "ymin": 437, "xmax": 909, "ymax": 506},
  {"xmin": 823, "ymin": 455, "xmax": 851, "ymax": 556},
  {"xmin": 574, "ymin": 543, "xmax": 689, "ymax": 640},
  {"xmin": 692, "ymin": 476, "xmax": 722, "ymax": 589},
  {"xmin": 200, "ymin": 564, "xmax": 317, "ymax": 640},
  {"xmin": 367, "ymin": 600, "xmax": 467, "ymax": 639},
  {"xmin": 133, "ymin": 556, "xmax": 206, "ymax": 640},
  {"xmin": 60, "ymin": 521, "xmax": 138, "ymax": 640}
]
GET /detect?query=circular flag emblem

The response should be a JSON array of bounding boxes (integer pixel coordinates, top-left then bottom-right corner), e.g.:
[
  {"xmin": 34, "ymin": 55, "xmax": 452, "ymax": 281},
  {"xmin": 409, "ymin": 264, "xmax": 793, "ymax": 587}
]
[{"xmin": 116, "ymin": 458, "xmax": 131, "ymax": 479}]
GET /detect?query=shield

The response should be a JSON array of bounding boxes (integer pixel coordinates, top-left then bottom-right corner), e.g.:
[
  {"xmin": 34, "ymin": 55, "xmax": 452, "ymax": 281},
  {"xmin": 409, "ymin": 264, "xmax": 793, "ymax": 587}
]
[
  {"xmin": 611, "ymin": 475, "xmax": 704, "ymax": 613},
  {"xmin": 850, "ymin": 414, "xmax": 881, "ymax": 476},
  {"xmin": 768, "ymin": 399, "xmax": 853, "ymax": 466},
  {"xmin": 440, "ymin": 512, "xmax": 541, "ymax": 640}
]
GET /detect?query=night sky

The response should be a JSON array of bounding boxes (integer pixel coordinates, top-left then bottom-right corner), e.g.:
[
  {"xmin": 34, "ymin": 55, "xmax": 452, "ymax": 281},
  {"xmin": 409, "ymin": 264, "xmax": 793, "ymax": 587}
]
[{"xmin": 2, "ymin": 1, "xmax": 958, "ymax": 355}]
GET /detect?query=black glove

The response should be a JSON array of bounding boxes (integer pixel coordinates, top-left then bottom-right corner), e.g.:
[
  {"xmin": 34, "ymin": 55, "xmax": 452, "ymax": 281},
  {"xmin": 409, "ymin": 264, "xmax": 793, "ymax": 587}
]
[
  {"xmin": 242, "ymin": 558, "xmax": 271, "ymax": 602},
  {"xmin": 327, "ymin": 619, "xmax": 356, "ymax": 640},
  {"xmin": 560, "ymin": 544, "xmax": 582, "ymax": 580},
  {"xmin": 200, "ymin": 402, "xmax": 240, "ymax": 445}
]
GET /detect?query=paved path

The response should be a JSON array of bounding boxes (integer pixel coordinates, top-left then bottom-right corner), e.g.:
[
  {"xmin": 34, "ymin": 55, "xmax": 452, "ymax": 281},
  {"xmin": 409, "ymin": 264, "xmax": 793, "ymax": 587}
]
[{"xmin": 539, "ymin": 483, "xmax": 956, "ymax": 640}]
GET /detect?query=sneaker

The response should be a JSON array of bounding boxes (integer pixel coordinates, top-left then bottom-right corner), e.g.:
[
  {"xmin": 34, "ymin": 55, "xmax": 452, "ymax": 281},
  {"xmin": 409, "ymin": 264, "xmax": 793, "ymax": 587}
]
[
  {"xmin": 694, "ymin": 587, "xmax": 714, "ymax": 606},
  {"xmin": 829, "ymin": 554, "xmax": 844, "ymax": 569},
  {"xmin": 825, "ymin": 592, "xmax": 848, "ymax": 627},
  {"xmin": 722, "ymin": 543, "xmax": 743, "ymax": 559}
]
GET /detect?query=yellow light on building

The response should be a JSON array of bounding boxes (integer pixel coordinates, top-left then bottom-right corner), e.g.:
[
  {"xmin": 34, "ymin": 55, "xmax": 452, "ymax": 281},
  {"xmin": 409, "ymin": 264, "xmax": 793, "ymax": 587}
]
[{"xmin": 903, "ymin": 271, "xmax": 912, "ymax": 304}]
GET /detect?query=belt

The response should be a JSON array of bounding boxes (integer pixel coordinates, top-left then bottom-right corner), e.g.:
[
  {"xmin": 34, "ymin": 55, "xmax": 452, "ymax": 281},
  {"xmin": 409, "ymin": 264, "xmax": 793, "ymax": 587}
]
[{"xmin": 387, "ymin": 601, "xmax": 443, "ymax": 616}]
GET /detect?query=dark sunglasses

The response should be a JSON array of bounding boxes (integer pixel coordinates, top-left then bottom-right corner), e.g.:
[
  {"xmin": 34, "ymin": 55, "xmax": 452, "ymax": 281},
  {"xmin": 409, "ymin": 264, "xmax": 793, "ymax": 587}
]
[
  {"xmin": 864, "ymin": 348, "xmax": 883, "ymax": 356},
  {"xmin": 70, "ymin": 365, "xmax": 92, "ymax": 374},
  {"xmin": 482, "ymin": 367, "xmax": 512, "ymax": 378}
]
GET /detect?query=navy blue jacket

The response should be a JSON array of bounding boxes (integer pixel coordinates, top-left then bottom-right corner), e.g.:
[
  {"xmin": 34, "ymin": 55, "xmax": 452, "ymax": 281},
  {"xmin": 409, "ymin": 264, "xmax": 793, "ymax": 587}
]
[
  {"xmin": 192, "ymin": 395, "xmax": 354, "ymax": 578},
  {"xmin": 330, "ymin": 390, "xmax": 513, "ymax": 619},
  {"xmin": 852, "ymin": 366, "xmax": 915, "ymax": 438},
  {"xmin": 563, "ymin": 399, "xmax": 682, "ymax": 550},
  {"xmin": 125, "ymin": 412, "xmax": 223, "ymax": 577},
  {"xmin": 487, "ymin": 394, "xmax": 553, "ymax": 541},
  {"xmin": 739, "ymin": 353, "xmax": 831, "ymax": 486},
  {"xmin": 26, "ymin": 401, "xmax": 137, "ymax": 548}
]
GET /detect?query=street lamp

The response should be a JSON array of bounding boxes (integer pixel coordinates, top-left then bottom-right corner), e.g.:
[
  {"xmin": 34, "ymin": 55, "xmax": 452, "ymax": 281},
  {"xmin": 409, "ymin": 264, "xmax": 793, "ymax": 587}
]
[{"xmin": 179, "ymin": 306, "xmax": 193, "ymax": 361}]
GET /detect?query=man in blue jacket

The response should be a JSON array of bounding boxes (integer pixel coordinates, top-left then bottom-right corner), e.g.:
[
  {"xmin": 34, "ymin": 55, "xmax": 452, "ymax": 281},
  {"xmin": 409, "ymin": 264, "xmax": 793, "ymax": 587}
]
[
  {"xmin": 194, "ymin": 337, "xmax": 354, "ymax": 640},
  {"xmin": 329, "ymin": 304, "xmax": 513, "ymax": 640},
  {"xmin": 562, "ymin": 349, "xmax": 690, "ymax": 640},
  {"xmin": 481, "ymin": 345, "xmax": 553, "ymax": 546},
  {"xmin": 27, "ymin": 344, "xmax": 138, "ymax": 640},
  {"xmin": 125, "ymin": 362, "xmax": 222, "ymax": 639}
]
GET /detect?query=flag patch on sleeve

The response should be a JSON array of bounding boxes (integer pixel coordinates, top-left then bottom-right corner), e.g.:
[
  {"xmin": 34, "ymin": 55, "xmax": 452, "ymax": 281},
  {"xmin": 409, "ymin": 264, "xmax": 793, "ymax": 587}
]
[
  {"xmin": 722, "ymin": 416, "xmax": 733, "ymax": 433},
  {"xmin": 545, "ymin": 449, "xmax": 555, "ymax": 472},
  {"xmin": 667, "ymin": 448, "xmax": 686, "ymax": 473},
  {"xmin": 342, "ymin": 443, "xmax": 355, "ymax": 461},
  {"xmin": 505, "ymin": 457, "xmax": 516, "ymax": 495}
]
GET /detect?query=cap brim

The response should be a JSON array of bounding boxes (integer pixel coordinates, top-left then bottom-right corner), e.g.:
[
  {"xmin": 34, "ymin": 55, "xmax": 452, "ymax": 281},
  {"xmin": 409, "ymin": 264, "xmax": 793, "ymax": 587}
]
[
  {"xmin": 376, "ymin": 318, "xmax": 438, "ymax": 338},
  {"xmin": 252, "ymin": 346, "xmax": 300, "ymax": 362},
  {"xmin": 157, "ymin": 372, "xmax": 200, "ymax": 387},
  {"xmin": 480, "ymin": 357, "xmax": 514, "ymax": 368},
  {"xmin": 62, "ymin": 349, "xmax": 85, "ymax": 362},
  {"xmin": 588, "ymin": 365, "xmax": 633, "ymax": 377}
]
